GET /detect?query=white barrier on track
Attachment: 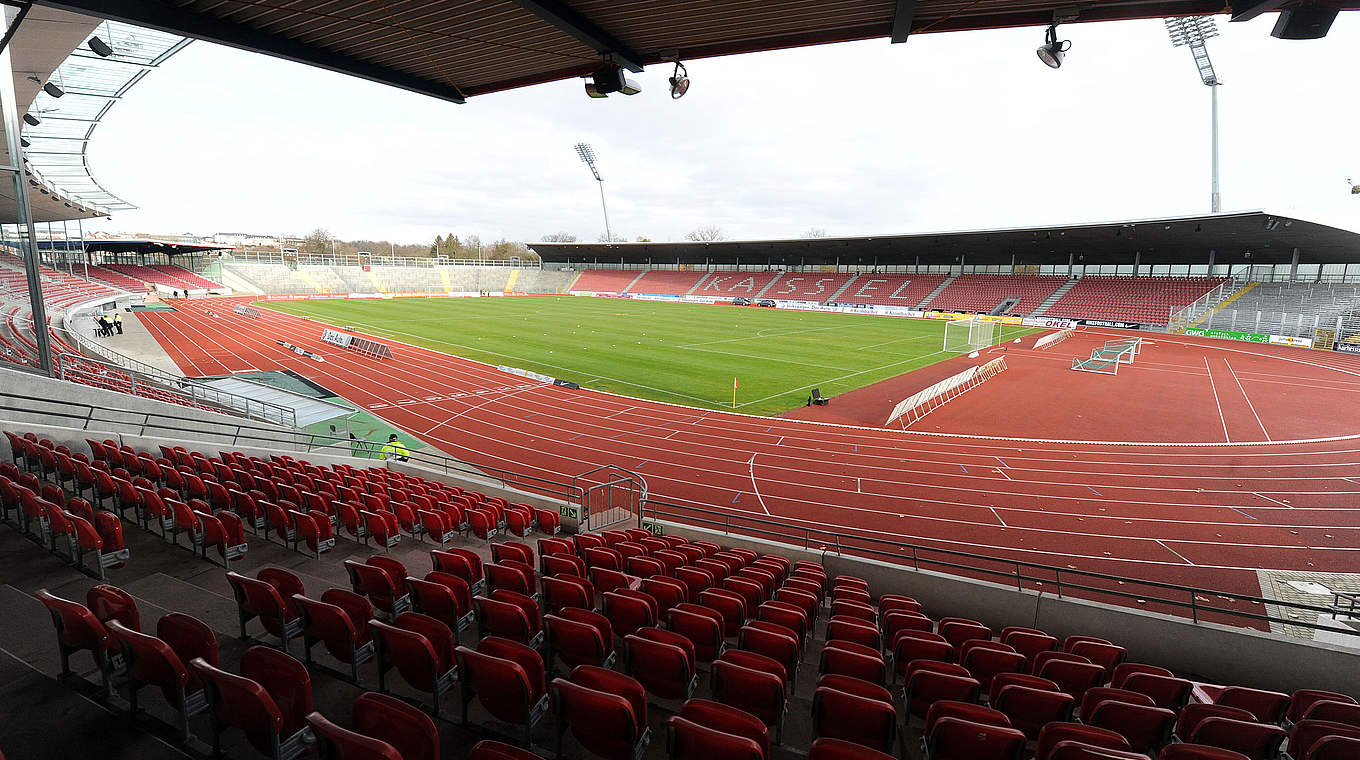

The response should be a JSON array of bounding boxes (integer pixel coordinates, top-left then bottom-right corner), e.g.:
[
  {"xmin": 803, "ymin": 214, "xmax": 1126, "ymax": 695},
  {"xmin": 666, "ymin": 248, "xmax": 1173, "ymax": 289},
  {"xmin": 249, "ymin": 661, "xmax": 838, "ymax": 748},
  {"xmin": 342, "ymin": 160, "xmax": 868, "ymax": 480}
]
[
  {"xmin": 1034, "ymin": 328, "xmax": 1075, "ymax": 350},
  {"xmin": 885, "ymin": 357, "xmax": 1008, "ymax": 427}
]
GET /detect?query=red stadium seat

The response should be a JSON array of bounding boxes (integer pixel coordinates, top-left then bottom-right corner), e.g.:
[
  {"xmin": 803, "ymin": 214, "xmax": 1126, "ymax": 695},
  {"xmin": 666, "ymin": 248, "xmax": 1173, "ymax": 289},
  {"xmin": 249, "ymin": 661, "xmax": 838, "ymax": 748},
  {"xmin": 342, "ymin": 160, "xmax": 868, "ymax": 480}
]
[
  {"xmin": 370, "ymin": 612, "xmax": 459, "ymax": 713},
  {"xmin": 352, "ymin": 691, "xmax": 440, "ymax": 760},
  {"xmin": 468, "ymin": 739, "xmax": 541, "ymax": 760},
  {"xmin": 306, "ymin": 712, "xmax": 401, "ymax": 760},
  {"xmin": 808, "ymin": 737, "xmax": 897, "ymax": 760},
  {"xmin": 104, "ymin": 618, "xmax": 209, "ymax": 742},
  {"xmin": 927, "ymin": 716, "xmax": 1026, "ymax": 760},
  {"xmin": 667, "ymin": 604, "xmax": 726, "ymax": 663},
  {"xmin": 904, "ymin": 660, "xmax": 981, "ymax": 720},
  {"xmin": 545, "ymin": 609, "xmax": 615, "ymax": 670},
  {"xmin": 675, "ymin": 699, "xmax": 770, "ymax": 759},
  {"xmin": 343, "ymin": 559, "xmax": 412, "ymax": 618},
  {"xmin": 225, "ymin": 570, "xmax": 302, "ymax": 652},
  {"xmin": 712, "ymin": 658, "xmax": 787, "ymax": 743},
  {"xmin": 1158, "ymin": 745, "xmax": 1252, "ymax": 760},
  {"xmin": 992, "ymin": 683, "xmax": 1076, "ymax": 739},
  {"xmin": 625, "ymin": 627, "xmax": 698, "ymax": 700},
  {"xmin": 1188, "ymin": 716, "xmax": 1286, "ymax": 760},
  {"xmin": 819, "ymin": 640, "xmax": 887, "ymax": 685},
  {"xmin": 431, "ymin": 547, "xmax": 485, "ymax": 595},
  {"xmin": 1288, "ymin": 690, "xmax": 1357, "ymax": 725},
  {"xmin": 551, "ymin": 666, "xmax": 649, "ymax": 760},
  {"xmin": 475, "ymin": 590, "xmax": 544, "ymax": 649},
  {"xmin": 1215, "ymin": 686, "xmax": 1291, "ymax": 724},
  {"xmin": 811, "ymin": 682, "xmax": 897, "ymax": 755},
  {"xmin": 293, "ymin": 592, "xmax": 375, "ymax": 683},
  {"xmin": 603, "ymin": 590, "xmax": 659, "ymax": 638},
  {"xmin": 1087, "ymin": 699, "xmax": 1177, "ymax": 754},
  {"xmin": 1036, "ymin": 723, "xmax": 1132, "ymax": 760},
  {"xmin": 456, "ymin": 636, "xmax": 549, "ymax": 747},
  {"xmin": 191, "ymin": 646, "xmax": 312, "ymax": 760}
]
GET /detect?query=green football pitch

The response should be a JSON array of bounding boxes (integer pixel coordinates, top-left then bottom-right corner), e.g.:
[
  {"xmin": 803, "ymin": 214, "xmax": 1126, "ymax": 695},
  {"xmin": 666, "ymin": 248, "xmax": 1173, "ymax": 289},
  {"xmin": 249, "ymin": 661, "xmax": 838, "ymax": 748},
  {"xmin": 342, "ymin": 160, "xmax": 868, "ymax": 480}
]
[{"xmin": 262, "ymin": 296, "xmax": 1035, "ymax": 417}]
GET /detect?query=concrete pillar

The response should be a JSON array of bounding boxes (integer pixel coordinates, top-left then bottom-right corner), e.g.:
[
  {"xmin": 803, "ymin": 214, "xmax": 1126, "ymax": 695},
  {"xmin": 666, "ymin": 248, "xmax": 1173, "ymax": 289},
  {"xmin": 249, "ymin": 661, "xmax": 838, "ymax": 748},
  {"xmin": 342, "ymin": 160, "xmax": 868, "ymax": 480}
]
[
  {"xmin": 1134, "ymin": 250, "xmax": 1141, "ymax": 277},
  {"xmin": 1067, "ymin": 252, "xmax": 1075, "ymax": 278},
  {"xmin": 1011, "ymin": 253, "xmax": 1016, "ymax": 275},
  {"xmin": 959, "ymin": 253, "xmax": 965, "ymax": 275},
  {"xmin": 1290, "ymin": 247, "xmax": 1300, "ymax": 283}
]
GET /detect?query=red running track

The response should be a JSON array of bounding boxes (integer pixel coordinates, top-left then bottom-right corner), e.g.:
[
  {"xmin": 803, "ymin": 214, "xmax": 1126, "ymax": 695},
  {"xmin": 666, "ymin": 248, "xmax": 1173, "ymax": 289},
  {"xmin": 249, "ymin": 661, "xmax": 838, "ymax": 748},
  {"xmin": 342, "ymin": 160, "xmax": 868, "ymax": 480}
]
[{"xmin": 136, "ymin": 298, "xmax": 1360, "ymax": 613}]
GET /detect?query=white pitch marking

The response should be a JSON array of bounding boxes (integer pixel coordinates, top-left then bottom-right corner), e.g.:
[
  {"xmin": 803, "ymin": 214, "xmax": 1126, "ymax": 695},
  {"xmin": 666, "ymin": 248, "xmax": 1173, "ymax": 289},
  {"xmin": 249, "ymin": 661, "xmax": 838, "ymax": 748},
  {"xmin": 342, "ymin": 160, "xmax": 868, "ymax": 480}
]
[
  {"xmin": 990, "ymin": 507, "xmax": 1009, "ymax": 527},
  {"xmin": 1224, "ymin": 359, "xmax": 1271, "ymax": 441},
  {"xmin": 1253, "ymin": 492, "xmax": 1293, "ymax": 508},
  {"xmin": 1204, "ymin": 357, "xmax": 1231, "ymax": 443}
]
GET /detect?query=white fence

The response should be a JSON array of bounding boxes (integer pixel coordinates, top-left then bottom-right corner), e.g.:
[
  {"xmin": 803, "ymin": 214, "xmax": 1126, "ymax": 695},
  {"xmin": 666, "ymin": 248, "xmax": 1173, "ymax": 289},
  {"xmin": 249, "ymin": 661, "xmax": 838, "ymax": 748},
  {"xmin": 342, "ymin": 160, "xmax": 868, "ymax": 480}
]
[
  {"xmin": 1033, "ymin": 328, "xmax": 1075, "ymax": 350},
  {"xmin": 885, "ymin": 357, "xmax": 1008, "ymax": 427}
]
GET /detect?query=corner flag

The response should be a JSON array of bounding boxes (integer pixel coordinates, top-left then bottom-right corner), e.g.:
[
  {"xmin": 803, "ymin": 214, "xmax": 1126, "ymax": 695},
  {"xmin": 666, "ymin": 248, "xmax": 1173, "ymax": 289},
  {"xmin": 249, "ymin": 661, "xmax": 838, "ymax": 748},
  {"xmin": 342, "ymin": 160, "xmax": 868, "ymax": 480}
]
[{"xmin": 733, "ymin": 377, "xmax": 738, "ymax": 408}]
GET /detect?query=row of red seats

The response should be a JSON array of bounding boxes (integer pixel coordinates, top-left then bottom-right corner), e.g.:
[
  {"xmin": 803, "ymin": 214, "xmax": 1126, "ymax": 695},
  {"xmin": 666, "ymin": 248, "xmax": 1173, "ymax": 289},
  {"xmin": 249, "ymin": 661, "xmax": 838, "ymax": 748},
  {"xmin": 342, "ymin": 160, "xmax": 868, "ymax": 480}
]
[
  {"xmin": 821, "ymin": 572, "xmax": 1360, "ymax": 760},
  {"xmin": 1, "ymin": 464, "xmax": 127, "ymax": 579}
]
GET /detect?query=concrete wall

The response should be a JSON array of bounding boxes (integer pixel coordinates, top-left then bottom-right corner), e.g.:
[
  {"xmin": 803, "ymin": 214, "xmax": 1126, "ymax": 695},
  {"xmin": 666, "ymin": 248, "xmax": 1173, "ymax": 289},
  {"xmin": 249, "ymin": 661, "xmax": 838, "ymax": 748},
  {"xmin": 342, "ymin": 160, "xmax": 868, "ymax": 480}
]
[
  {"xmin": 0, "ymin": 366, "xmax": 296, "ymax": 448},
  {"xmin": 653, "ymin": 519, "xmax": 1360, "ymax": 699}
]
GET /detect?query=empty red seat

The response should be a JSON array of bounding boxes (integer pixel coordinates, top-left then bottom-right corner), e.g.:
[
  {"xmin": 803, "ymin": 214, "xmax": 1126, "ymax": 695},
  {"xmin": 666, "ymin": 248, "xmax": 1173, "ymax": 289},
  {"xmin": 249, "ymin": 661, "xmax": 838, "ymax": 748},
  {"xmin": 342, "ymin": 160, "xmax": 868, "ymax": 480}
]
[
  {"xmin": 1309, "ymin": 735, "xmax": 1360, "ymax": 760},
  {"xmin": 456, "ymin": 636, "xmax": 549, "ymax": 747},
  {"xmin": 603, "ymin": 590, "xmax": 658, "ymax": 638},
  {"xmin": 344, "ymin": 559, "xmax": 412, "ymax": 618},
  {"xmin": 928, "ymin": 715, "xmax": 1026, "ymax": 760},
  {"xmin": 811, "ymin": 682, "xmax": 897, "ymax": 755},
  {"xmin": 1288, "ymin": 690, "xmax": 1357, "ymax": 725},
  {"xmin": 486, "ymin": 561, "xmax": 537, "ymax": 598},
  {"xmin": 306, "ymin": 712, "xmax": 401, "ymax": 760},
  {"xmin": 431, "ymin": 547, "xmax": 485, "ymax": 595},
  {"xmin": 541, "ymin": 574, "xmax": 595, "ymax": 613},
  {"xmin": 1124, "ymin": 672, "xmax": 1193, "ymax": 710},
  {"xmin": 1302, "ymin": 699, "xmax": 1360, "ymax": 726},
  {"xmin": 1081, "ymin": 687, "xmax": 1155, "ymax": 723},
  {"xmin": 104, "ymin": 618, "xmax": 210, "ymax": 742},
  {"xmin": 352, "ymin": 691, "xmax": 440, "ymax": 760},
  {"xmin": 675, "ymin": 698, "xmax": 770, "ymax": 759},
  {"xmin": 1215, "ymin": 686, "xmax": 1290, "ymax": 724},
  {"xmin": 939, "ymin": 617, "xmax": 991, "ymax": 649},
  {"xmin": 475, "ymin": 590, "xmax": 544, "ymax": 648},
  {"xmin": 904, "ymin": 660, "xmax": 981, "ymax": 720},
  {"xmin": 625, "ymin": 627, "xmax": 697, "ymax": 700},
  {"xmin": 191, "ymin": 646, "xmax": 312, "ymax": 760},
  {"xmin": 712, "ymin": 658, "xmax": 787, "ymax": 742},
  {"xmin": 1036, "ymin": 722, "xmax": 1132, "ymax": 760},
  {"xmin": 1087, "ymin": 699, "xmax": 1177, "ymax": 754},
  {"xmin": 1287, "ymin": 720, "xmax": 1360, "ymax": 760},
  {"xmin": 738, "ymin": 624, "xmax": 800, "ymax": 687},
  {"xmin": 819, "ymin": 640, "xmax": 887, "ymax": 685},
  {"xmin": 962, "ymin": 643, "xmax": 1026, "ymax": 692},
  {"xmin": 1047, "ymin": 741, "xmax": 1149, "ymax": 760},
  {"xmin": 225, "ymin": 569, "xmax": 302, "ymax": 652},
  {"xmin": 292, "ymin": 591, "xmax": 375, "ymax": 683},
  {"xmin": 1189, "ymin": 716, "xmax": 1286, "ymax": 760},
  {"xmin": 407, "ymin": 572, "xmax": 475, "ymax": 634},
  {"xmin": 667, "ymin": 604, "xmax": 725, "ymax": 663},
  {"xmin": 545, "ymin": 609, "xmax": 615, "ymax": 669},
  {"xmin": 992, "ymin": 683, "xmax": 1075, "ymax": 739},
  {"xmin": 370, "ymin": 612, "xmax": 459, "ymax": 713},
  {"xmin": 550, "ymin": 665, "xmax": 649, "ymax": 760},
  {"xmin": 1158, "ymin": 745, "xmax": 1252, "ymax": 760},
  {"xmin": 1038, "ymin": 658, "xmax": 1106, "ymax": 701},
  {"xmin": 808, "ymin": 737, "xmax": 897, "ymax": 760}
]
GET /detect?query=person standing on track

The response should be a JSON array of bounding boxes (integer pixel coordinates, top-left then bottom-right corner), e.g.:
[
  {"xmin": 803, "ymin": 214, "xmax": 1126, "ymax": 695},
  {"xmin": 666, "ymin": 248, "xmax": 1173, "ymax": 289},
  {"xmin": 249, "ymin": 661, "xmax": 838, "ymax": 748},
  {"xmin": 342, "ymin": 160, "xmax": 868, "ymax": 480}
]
[{"xmin": 379, "ymin": 434, "xmax": 410, "ymax": 464}]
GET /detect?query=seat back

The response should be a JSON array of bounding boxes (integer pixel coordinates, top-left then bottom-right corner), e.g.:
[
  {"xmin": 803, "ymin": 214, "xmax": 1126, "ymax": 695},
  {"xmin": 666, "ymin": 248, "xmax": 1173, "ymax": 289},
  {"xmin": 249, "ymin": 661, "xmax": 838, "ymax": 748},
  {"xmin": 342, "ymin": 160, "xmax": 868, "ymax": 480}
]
[
  {"xmin": 1088, "ymin": 700, "xmax": 1176, "ymax": 753},
  {"xmin": 456, "ymin": 640, "xmax": 541, "ymax": 725},
  {"xmin": 666, "ymin": 716, "xmax": 763, "ymax": 760},
  {"xmin": 552, "ymin": 668, "xmax": 647, "ymax": 760},
  {"xmin": 811, "ymin": 685, "xmax": 897, "ymax": 754},
  {"xmin": 928, "ymin": 716, "xmax": 1026, "ymax": 760},
  {"xmin": 190, "ymin": 656, "xmax": 284, "ymax": 757},
  {"xmin": 352, "ymin": 691, "xmax": 441, "ymax": 760},
  {"xmin": 1190, "ymin": 716, "xmax": 1286, "ymax": 760},
  {"xmin": 712, "ymin": 659, "xmax": 786, "ymax": 729},
  {"xmin": 625, "ymin": 631, "xmax": 695, "ymax": 700},
  {"xmin": 307, "ymin": 711, "xmax": 402, "ymax": 760}
]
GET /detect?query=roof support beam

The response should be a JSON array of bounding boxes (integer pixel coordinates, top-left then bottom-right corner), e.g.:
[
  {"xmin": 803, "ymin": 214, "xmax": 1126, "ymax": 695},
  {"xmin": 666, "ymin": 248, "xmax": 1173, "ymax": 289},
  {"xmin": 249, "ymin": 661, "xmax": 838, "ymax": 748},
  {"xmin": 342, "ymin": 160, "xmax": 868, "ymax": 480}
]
[
  {"xmin": 504, "ymin": 0, "xmax": 644, "ymax": 71},
  {"xmin": 33, "ymin": 0, "xmax": 468, "ymax": 103},
  {"xmin": 890, "ymin": 0, "xmax": 917, "ymax": 43},
  {"xmin": 1229, "ymin": 0, "xmax": 1289, "ymax": 21}
]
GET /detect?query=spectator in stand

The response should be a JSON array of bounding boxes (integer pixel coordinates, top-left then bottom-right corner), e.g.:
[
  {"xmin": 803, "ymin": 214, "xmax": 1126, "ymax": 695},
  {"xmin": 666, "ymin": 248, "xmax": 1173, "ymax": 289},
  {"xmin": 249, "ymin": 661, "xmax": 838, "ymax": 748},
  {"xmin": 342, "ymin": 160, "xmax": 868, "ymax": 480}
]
[
  {"xmin": 380, "ymin": 434, "xmax": 410, "ymax": 463},
  {"xmin": 112, "ymin": 313, "xmax": 123, "ymax": 335}
]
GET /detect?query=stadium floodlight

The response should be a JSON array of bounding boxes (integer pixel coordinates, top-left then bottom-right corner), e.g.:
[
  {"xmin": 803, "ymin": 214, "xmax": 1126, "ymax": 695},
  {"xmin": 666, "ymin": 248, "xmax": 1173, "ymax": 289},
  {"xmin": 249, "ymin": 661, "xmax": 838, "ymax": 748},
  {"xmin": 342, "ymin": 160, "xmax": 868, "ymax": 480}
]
[
  {"xmin": 668, "ymin": 62, "xmax": 690, "ymax": 99},
  {"xmin": 1165, "ymin": 16, "xmax": 1223, "ymax": 213},
  {"xmin": 1036, "ymin": 25, "xmax": 1071, "ymax": 68},
  {"xmin": 88, "ymin": 36, "xmax": 114, "ymax": 57},
  {"xmin": 574, "ymin": 142, "xmax": 613, "ymax": 243},
  {"xmin": 583, "ymin": 63, "xmax": 641, "ymax": 99}
]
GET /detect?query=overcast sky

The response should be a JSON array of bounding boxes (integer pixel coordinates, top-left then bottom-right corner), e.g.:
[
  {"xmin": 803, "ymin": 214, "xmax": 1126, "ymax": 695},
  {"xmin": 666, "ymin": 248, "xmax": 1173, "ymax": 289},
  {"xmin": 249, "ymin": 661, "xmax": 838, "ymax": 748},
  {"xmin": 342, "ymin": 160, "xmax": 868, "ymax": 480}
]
[{"xmin": 81, "ymin": 14, "xmax": 1359, "ymax": 244}]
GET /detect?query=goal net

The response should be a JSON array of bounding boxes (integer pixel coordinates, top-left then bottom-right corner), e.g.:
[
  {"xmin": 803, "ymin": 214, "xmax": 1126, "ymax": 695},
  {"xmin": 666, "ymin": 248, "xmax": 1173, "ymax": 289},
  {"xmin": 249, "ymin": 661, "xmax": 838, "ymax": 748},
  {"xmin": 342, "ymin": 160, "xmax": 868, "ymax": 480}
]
[{"xmin": 943, "ymin": 317, "xmax": 996, "ymax": 352}]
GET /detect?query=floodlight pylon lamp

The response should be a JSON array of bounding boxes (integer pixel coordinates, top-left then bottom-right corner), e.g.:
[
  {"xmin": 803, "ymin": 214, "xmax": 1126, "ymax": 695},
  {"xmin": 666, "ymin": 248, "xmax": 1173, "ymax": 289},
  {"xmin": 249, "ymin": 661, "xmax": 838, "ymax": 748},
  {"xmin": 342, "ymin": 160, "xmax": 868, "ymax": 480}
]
[{"xmin": 1036, "ymin": 25, "xmax": 1071, "ymax": 68}]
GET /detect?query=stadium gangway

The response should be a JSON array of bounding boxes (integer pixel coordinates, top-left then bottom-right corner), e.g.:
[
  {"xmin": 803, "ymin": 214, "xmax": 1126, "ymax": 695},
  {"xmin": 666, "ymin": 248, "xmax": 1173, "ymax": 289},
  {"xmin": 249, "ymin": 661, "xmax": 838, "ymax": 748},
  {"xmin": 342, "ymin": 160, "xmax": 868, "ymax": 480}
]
[{"xmin": 636, "ymin": 495, "xmax": 1360, "ymax": 643}]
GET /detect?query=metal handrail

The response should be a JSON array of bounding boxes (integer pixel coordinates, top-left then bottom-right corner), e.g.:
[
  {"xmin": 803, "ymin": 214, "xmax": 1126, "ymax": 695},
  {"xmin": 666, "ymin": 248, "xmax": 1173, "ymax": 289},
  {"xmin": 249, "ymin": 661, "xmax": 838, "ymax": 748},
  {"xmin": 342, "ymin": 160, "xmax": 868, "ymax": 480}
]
[{"xmin": 637, "ymin": 495, "xmax": 1359, "ymax": 639}]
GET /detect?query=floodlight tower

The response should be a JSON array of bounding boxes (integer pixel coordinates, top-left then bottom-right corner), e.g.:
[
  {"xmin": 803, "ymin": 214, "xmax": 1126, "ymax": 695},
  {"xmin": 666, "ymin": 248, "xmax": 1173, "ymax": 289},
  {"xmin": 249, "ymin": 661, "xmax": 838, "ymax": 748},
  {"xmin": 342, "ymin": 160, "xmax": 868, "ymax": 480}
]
[
  {"xmin": 1165, "ymin": 16, "xmax": 1223, "ymax": 213},
  {"xmin": 574, "ymin": 142, "xmax": 613, "ymax": 242}
]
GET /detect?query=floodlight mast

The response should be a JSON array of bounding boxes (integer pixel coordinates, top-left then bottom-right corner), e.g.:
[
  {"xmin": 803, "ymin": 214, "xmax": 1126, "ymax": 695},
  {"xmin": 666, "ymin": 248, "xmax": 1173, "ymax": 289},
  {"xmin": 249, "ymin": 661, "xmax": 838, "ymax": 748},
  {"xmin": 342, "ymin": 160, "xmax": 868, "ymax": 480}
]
[
  {"xmin": 1165, "ymin": 16, "xmax": 1222, "ymax": 213},
  {"xmin": 574, "ymin": 142, "xmax": 612, "ymax": 242}
]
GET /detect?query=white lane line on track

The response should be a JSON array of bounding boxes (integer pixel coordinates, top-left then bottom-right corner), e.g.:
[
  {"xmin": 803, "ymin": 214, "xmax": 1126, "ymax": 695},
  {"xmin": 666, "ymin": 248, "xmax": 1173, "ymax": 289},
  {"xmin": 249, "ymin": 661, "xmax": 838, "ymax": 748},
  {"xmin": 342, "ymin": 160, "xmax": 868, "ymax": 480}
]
[
  {"xmin": 991, "ymin": 507, "xmax": 1009, "ymax": 527},
  {"xmin": 1204, "ymin": 357, "xmax": 1231, "ymax": 443},
  {"xmin": 749, "ymin": 454, "xmax": 771, "ymax": 515},
  {"xmin": 1254, "ymin": 492, "xmax": 1293, "ymax": 508},
  {"xmin": 1225, "ymin": 358, "xmax": 1271, "ymax": 441},
  {"xmin": 1157, "ymin": 540, "xmax": 1196, "ymax": 566},
  {"xmin": 996, "ymin": 468, "xmax": 1012, "ymax": 481}
]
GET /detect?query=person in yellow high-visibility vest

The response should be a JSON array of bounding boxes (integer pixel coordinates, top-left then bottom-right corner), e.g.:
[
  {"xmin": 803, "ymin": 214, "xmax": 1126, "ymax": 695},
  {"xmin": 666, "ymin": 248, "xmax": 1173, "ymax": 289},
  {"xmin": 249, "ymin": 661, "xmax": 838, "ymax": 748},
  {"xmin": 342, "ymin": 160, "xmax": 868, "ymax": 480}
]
[{"xmin": 379, "ymin": 434, "xmax": 409, "ymax": 463}]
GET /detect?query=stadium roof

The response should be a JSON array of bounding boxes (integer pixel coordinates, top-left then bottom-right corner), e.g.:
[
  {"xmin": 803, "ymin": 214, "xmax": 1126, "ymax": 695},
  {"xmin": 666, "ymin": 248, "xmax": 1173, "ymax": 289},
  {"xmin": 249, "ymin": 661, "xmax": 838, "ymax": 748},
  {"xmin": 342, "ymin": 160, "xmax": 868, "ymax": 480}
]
[
  {"xmin": 1, "ymin": 8, "xmax": 189, "ymax": 222},
  {"xmin": 35, "ymin": 1, "xmax": 1359, "ymax": 104},
  {"xmin": 527, "ymin": 211, "xmax": 1360, "ymax": 267},
  {"xmin": 77, "ymin": 237, "xmax": 231, "ymax": 255}
]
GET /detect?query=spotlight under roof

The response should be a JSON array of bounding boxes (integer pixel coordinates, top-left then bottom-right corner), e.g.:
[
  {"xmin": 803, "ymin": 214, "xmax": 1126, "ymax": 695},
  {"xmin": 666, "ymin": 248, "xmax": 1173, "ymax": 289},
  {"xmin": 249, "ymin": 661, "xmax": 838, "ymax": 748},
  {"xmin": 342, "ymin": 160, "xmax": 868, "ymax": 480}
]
[{"xmin": 1036, "ymin": 25, "xmax": 1071, "ymax": 69}]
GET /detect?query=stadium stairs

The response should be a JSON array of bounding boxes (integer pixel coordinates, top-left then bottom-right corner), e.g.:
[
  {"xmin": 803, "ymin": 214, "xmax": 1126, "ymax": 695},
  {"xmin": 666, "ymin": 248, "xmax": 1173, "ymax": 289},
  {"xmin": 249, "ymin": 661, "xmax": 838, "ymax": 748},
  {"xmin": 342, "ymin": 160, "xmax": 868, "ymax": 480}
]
[
  {"xmin": 3, "ymin": 365, "xmax": 1359, "ymax": 759},
  {"xmin": 1030, "ymin": 278, "xmax": 1080, "ymax": 316}
]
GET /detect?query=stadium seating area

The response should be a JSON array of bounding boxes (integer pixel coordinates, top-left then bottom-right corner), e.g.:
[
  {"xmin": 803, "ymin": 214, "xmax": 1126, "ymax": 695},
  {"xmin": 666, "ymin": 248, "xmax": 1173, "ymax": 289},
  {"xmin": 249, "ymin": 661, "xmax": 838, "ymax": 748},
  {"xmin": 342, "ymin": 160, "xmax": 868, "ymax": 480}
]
[
  {"xmin": 628, "ymin": 270, "xmax": 708, "ymax": 295},
  {"xmin": 571, "ymin": 268, "xmax": 643, "ymax": 293},
  {"xmin": 928, "ymin": 275, "xmax": 1068, "ymax": 315},
  {"xmin": 86, "ymin": 265, "xmax": 151, "ymax": 292},
  {"xmin": 692, "ymin": 271, "xmax": 782, "ymax": 298},
  {"xmin": 7, "ymin": 430, "xmax": 1359, "ymax": 760},
  {"xmin": 835, "ymin": 274, "xmax": 951, "ymax": 307},
  {"xmin": 762, "ymin": 272, "xmax": 857, "ymax": 301},
  {"xmin": 106, "ymin": 264, "xmax": 223, "ymax": 291},
  {"xmin": 1047, "ymin": 277, "xmax": 1227, "ymax": 326},
  {"xmin": 1196, "ymin": 282, "xmax": 1360, "ymax": 339}
]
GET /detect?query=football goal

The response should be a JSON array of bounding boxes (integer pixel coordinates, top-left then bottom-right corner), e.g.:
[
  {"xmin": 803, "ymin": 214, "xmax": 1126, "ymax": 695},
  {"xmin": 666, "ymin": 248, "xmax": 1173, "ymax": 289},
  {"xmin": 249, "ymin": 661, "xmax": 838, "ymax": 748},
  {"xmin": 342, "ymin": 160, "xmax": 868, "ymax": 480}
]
[{"xmin": 943, "ymin": 317, "xmax": 996, "ymax": 352}]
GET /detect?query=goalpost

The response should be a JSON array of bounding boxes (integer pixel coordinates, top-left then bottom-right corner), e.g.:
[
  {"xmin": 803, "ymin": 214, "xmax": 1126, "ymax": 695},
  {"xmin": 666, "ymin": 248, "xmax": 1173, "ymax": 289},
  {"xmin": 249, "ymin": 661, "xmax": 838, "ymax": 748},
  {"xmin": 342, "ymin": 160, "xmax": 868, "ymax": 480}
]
[{"xmin": 943, "ymin": 317, "xmax": 996, "ymax": 352}]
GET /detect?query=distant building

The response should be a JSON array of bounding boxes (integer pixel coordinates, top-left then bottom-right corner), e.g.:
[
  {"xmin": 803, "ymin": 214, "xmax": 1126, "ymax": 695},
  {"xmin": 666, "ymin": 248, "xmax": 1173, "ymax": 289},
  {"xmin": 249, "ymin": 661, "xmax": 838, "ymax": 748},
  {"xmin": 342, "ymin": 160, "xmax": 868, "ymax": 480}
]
[{"xmin": 209, "ymin": 232, "xmax": 279, "ymax": 247}]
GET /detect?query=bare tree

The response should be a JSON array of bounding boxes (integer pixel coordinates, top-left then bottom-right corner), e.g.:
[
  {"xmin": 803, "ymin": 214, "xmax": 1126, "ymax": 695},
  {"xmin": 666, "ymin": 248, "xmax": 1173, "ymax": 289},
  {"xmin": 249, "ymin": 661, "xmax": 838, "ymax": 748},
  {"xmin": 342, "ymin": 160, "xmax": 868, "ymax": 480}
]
[
  {"xmin": 302, "ymin": 227, "xmax": 334, "ymax": 253},
  {"xmin": 684, "ymin": 225, "xmax": 727, "ymax": 242},
  {"xmin": 598, "ymin": 232, "xmax": 628, "ymax": 243},
  {"xmin": 801, "ymin": 227, "xmax": 828, "ymax": 238},
  {"xmin": 541, "ymin": 232, "xmax": 578, "ymax": 242},
  {"xmin": 634, "ymin": 235, "xmax": 653, "ymax": 242}
]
